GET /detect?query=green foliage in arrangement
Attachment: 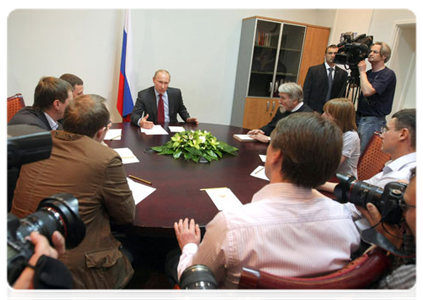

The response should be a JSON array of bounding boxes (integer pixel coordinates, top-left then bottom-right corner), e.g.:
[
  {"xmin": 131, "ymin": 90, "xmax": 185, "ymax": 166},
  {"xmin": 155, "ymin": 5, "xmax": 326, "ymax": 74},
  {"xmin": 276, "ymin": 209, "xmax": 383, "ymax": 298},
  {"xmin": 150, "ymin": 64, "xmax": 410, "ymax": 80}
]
[{"xmin": 151, "ymin": 130, "xmax": 238, "ymax": 163}]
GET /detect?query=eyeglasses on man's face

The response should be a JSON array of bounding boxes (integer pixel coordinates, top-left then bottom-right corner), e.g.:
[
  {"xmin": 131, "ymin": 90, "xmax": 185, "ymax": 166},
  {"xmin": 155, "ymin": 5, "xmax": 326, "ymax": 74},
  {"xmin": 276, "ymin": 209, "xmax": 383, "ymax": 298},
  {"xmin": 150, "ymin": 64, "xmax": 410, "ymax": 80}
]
[{"xmin": 398, "ymin": 197, "xmax": 416, "ymax": 212}]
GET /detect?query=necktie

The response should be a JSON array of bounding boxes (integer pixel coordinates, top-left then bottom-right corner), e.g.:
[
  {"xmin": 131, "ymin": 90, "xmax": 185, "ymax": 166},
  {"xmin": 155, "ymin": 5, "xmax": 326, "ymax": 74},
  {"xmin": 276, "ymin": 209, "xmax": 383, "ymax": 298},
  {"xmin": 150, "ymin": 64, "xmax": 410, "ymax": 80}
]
[
  {"xmin": 326, "ymin": 67, "xmax": 334, "ymax": 102},
  {"xmin": 158, "ymin": 93, "xmax": 164, "ymax": 123}
]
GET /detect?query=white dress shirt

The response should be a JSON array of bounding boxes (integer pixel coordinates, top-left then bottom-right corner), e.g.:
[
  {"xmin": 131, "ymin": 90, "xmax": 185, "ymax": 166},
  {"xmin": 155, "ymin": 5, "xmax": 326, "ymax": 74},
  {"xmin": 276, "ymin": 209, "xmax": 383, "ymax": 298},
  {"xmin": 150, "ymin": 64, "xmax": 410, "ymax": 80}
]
[
  {"xmin": 178, "ymin": 183, "xmax": 361, "ymax": 288},
  {"xmin": 365, "ymin": 152, "xmax": 416, "ymax": 187},
  {"xmin": 43, "ymin": 112, "xmax": 59, "ymax": 130}
]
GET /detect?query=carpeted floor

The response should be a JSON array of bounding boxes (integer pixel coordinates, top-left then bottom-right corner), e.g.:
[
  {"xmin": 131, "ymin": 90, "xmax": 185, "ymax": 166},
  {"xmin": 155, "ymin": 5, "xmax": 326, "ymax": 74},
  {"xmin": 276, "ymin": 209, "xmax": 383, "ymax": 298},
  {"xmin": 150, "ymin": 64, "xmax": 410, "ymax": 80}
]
[{"xmin": 121, "ymin": 235, "xmax": 179, "ymax": 289}]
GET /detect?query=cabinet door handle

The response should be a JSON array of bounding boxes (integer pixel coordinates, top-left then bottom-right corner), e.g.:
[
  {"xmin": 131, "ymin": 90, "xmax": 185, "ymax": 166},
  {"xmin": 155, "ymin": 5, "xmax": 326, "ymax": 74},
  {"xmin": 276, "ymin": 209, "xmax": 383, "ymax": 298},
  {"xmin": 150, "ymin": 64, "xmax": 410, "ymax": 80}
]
[
  {"xmin": 272, "ymin": 101, "xmax": 276, "ymax": 111},
  {"xmin": 266, "ymin": 101, "xmax": 270, "ymax": 112}
]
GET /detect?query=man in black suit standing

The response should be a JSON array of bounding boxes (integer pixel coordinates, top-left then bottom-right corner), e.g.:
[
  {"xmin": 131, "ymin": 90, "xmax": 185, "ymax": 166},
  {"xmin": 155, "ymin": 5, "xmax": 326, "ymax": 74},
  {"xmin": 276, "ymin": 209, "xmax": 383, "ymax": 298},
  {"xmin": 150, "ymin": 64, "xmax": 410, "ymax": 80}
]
[
  {"xmin": 303, "ymin": 44, "xmax": 348, "ymax": 113},
  {"xmin": 130, "ymin": 69, "xmax": 198, "ymax": 128}
]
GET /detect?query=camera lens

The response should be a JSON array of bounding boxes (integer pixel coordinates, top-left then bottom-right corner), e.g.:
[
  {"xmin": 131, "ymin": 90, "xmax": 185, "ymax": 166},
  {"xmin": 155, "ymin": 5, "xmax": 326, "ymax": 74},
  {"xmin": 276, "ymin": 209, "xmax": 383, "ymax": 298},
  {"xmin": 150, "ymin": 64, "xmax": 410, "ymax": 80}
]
[
  {"xmin": 179, "ymin": 264, "xmax": 217, "ymax": 289},
  {"xmin": 16, "ymin": 193, "xmax": 86, "ymax": 249}
]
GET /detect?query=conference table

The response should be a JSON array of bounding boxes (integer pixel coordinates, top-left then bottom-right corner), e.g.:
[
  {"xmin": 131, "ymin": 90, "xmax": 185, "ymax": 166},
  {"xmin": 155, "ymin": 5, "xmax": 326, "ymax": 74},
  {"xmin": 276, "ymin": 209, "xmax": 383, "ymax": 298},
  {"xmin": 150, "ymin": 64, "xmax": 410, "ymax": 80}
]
[{"xmin": 105, "ymin": 122, "xmax": 269, "ymax": 237}]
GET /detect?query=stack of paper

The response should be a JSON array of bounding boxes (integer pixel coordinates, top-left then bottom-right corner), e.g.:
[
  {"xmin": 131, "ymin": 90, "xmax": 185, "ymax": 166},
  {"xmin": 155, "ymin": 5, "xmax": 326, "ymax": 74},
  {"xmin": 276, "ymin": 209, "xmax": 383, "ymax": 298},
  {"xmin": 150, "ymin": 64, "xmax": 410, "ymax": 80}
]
[
  {"xmin": 104, "ymin": 129, "xmax": 122, "ymax": 140},
  {"xmin": 233, "ymin": 134, "xmax": 256, "ymax": 142},
  {"xmin": 127, "ymin": 177, "xmax": 156, "ymax": 205},
  {"xmin": 141, "ymin": 125, "xmax": 169, "ymax": 135},
  {"xmin": 250, "ymin": 166, "xmax": 269, "ymax": 181},
  {"xmin": 202, "ymin": 187, "xmax": 243, "ymax": 211},
  {"xmin": 113, "ymin": 147, "xmax": 140, "ymax": 164}
]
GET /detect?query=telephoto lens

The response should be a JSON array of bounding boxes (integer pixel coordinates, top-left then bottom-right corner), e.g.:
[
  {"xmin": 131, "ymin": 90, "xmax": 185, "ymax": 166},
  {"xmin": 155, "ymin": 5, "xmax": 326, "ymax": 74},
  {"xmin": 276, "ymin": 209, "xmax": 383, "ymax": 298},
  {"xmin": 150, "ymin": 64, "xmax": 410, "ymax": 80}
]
[
  {"xmin": 179, "ymin": 264, "xmax": 218, "ymax": 289},
  {"xmin": 7, "ymin": 193, "xmax": 86, "ymax": 285}
]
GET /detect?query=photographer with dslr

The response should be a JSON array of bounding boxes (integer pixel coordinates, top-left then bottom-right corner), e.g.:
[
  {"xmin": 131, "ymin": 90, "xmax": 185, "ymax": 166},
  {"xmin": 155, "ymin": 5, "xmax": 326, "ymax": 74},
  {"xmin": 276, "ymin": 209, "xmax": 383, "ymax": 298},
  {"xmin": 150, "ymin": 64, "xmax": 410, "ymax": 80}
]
[
  {"xmin": 356, "ymin": 41, "xmax": 397, "ymax": 153},
  {"xmin": 320, "ymin": 108, "xmax": 416, "ymax": 192},
  {"xmin": 13, "ymin": 231, "xmax": 65, "ymax": 289},
  {"xmin": 360, "ymin": 168, "xmax": 416, "ymax": 289},
  {"xmin": 11, "ymin": 95, "xmax": 135, "ymax": 289}
]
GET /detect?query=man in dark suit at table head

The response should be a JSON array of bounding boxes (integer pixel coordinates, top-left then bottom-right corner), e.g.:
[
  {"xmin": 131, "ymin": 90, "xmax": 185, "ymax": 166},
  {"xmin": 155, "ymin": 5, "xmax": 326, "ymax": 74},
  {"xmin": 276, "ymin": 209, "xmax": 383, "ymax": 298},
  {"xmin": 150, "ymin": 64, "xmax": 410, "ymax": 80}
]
[
  {"xmin": 247, "ymin": 82, "xmax": 313, "ymax": 143},
  {"xmin": 60, "ymin": 73, "xmax": 84, "ymax": 98},
  {"xmin": 11, "ymin": 94, "xmax": 135, "ymax": 289},
  {"xmin": 8, "ymin": 76, "xmax": 73, "ymax": 131},
  {"xmin": 303, "ymin": 44, "xmax": 348, "ymax": 113},
  {"xmin": 130, "ymin": 69, "xmax": 198, "ymax": 128},
  {"xmin": 173, "ymin": 113, "xmax": 361, "ymax": 288}
]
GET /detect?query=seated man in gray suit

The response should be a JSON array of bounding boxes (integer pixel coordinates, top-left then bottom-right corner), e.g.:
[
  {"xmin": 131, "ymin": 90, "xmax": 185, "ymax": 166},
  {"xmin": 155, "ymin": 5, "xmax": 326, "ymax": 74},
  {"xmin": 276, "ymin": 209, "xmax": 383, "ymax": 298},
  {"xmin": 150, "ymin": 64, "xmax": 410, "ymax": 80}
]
[
  {"xmin": 130, "ymin": 69, "xmax": 198, "ymax": 128},
  {"xmin": 8, "ymin": 76, "xmax": 73, "ymax": 131}
]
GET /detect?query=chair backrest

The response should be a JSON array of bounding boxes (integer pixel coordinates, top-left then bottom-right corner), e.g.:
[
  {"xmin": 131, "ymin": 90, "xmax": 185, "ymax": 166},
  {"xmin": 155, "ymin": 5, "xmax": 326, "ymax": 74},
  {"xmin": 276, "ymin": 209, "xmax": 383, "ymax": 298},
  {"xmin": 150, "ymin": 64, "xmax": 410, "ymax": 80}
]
[
  {"xmin": 357, "ymin": 133, "xmax": 391, "ymax": 181},
  {"xmin": 238, "ymin": 247, "xmax": 391, "ymax": 289},
  {"xmin": 7, "ymin": 93, "xmax": 25, "ymax": 123}
]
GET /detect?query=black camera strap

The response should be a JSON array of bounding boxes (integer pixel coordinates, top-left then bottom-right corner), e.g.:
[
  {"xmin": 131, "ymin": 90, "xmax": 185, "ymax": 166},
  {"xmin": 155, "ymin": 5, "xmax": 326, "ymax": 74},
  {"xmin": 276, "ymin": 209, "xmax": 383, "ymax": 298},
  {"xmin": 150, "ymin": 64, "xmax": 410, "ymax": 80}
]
[
  {"xmin": 361, "ymin": 228, "xmax": 414, "ymax": 258},
  {"xmin": 33, "ymin": 255, "xmax": 73, "ymax": 289}
]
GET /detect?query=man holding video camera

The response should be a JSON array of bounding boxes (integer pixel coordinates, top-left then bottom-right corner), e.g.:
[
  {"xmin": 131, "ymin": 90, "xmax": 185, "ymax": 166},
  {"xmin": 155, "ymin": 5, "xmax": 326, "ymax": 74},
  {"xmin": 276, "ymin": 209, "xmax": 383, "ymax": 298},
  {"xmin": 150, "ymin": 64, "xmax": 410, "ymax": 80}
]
[
  {"xmin": 11, "ymin": 95, "xmax": 135, "ymax": 289},
  {"xmin": 356, "ymin": 41, "xmax": 397, "ymax": 153}
]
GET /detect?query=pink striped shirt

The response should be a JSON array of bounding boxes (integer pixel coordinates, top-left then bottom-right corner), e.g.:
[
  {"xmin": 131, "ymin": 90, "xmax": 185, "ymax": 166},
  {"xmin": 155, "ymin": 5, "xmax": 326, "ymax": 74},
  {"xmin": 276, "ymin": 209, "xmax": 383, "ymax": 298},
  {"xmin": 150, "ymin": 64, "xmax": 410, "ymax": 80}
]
[{"xmin": 178, "ymin": 183, "xmax": 361, "ymax": 288}]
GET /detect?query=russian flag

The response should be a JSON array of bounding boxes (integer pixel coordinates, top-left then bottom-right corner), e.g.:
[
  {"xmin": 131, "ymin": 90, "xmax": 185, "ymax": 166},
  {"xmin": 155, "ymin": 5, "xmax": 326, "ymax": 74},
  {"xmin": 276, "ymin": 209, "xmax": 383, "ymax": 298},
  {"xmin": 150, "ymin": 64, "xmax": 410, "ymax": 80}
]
[{"xmin": 117, "ymin": 10, "xmax": 135, "ymax": 122}]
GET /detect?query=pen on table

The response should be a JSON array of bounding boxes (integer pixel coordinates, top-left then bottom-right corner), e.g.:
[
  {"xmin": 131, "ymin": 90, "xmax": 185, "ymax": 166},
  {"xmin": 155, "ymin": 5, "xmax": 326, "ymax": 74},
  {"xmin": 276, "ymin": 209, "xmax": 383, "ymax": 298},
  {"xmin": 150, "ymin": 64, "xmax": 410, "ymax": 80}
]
[
  {"xmin": 254, "ymin": 166, "xmax": 264, "ymax": 174},
  {"xmin": 128, "ymin": 175, "xmax": 152, "ymax": 185},
  {"xmin": 200, "ymin": 187, "xmax": 227, "ymax": 191},
  {"xmin": 110, "ymin": 134, "xmax": 122, "ymax": 140}
]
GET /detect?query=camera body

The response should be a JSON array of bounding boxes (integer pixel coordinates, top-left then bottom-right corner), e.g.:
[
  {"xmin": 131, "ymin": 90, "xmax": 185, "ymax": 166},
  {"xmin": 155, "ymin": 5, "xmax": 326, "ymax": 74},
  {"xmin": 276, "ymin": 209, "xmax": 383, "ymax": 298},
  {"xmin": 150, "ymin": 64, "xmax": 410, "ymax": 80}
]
[
  {"xmin": 7, "ymin": 193, "xmax": 86, "ymax": 285},
  {"xmin": 334, "ymin": 173, "xmax": 407, "ymax": 224}
]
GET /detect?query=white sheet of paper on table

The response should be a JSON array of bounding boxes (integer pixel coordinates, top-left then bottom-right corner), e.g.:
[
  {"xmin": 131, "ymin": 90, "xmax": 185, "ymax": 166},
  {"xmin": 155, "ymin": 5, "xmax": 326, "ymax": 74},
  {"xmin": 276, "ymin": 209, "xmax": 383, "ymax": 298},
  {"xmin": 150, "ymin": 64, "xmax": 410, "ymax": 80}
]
[
  {"xmin": 168, "ymin": 126, "xmax": 186, "ymax": 133},
  {"xmin": 259, "ymin": 155, "xmax": 266, "ymax": 162},
  {"xmin": 113, "ymin": 147, "xmax": 140, "ymax": 164},
  {"xmin": 203, "ymin": 187, "xmax": 243, "ymax": 211},
  {"xmin": 127, "ymin": 178, "xmax": 156, "ymax": 205},
  {"xmin": 104, "ymin": 129, "xmax": 122, "ymax": 140},
  {"xmin": 250, "ymin": 165, "xmax": 269, "ymax": 181},
  {"xmin": 141, "ymin": 125, "xmax": 169, "ymax": 135}
]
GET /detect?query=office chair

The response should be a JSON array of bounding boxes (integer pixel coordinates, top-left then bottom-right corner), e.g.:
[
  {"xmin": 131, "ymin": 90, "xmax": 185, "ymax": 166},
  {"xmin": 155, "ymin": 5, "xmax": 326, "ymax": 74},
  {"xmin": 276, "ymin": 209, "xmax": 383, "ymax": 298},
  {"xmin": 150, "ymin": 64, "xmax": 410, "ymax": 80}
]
[
  {"xmin": 4, "ymin": 93, "xmax": 25, "ymax": 125},
  {"xmin": 237, "ymin": 247, "xmax": 390, "ymax": 300},
  {"xmin": 357, "ymin": 133, "xmax": 391, "ymax": 181}
]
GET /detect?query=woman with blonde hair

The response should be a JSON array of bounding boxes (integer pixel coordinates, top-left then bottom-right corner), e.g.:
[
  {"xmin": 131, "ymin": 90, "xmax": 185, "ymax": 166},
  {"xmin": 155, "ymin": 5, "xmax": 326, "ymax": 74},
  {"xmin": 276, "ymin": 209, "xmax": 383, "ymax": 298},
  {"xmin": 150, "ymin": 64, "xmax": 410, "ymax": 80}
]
[{"xmin": 322, "ymin": 98, "xmax": 360, "ymax": 178}]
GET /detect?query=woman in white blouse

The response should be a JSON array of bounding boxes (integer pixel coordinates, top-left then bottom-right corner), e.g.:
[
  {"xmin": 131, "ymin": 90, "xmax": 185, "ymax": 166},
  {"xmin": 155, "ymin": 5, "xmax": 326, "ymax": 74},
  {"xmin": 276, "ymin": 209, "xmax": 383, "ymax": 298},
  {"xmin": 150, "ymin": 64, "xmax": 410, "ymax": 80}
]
[{"xmin": 322, "ymin": 98, "xmax": 361, "ymax": 178}]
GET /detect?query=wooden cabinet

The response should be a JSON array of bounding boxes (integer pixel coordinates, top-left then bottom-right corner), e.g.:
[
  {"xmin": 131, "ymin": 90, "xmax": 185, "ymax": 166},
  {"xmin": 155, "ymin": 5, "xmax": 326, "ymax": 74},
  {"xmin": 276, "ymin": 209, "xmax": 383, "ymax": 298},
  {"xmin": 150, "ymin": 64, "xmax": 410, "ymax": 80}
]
[{"xmin": 230, "ymin": 16, "xmax": 330, "ymax": 129}]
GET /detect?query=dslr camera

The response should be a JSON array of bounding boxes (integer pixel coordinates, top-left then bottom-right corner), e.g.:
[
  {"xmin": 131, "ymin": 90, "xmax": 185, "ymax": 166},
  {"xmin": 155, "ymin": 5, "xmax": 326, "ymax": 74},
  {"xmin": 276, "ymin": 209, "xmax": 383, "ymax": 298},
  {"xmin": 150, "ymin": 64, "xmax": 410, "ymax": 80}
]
[
  {"xmin": 179, "ymin": 264, "xmax": 219, "ymax": 300},
  {"xmin": 7, "ymin": 194, "xmax": 86, "ymax": 285},
  {"xmin": 334, "ymin": 173, "xmax": 407, "ymax": 224}
]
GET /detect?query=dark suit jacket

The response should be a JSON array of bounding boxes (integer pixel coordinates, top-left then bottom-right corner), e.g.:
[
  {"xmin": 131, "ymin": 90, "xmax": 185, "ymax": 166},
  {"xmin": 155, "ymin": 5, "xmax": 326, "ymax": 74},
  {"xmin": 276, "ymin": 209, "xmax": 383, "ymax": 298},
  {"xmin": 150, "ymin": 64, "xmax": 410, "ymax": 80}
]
[
  {"xmin": 130, "ymin": 86, "xmax": 191, "ymax": 126},
  {"xmin": 303, "ymin": 64, "xmax": 348, "ymax": 113},
  {"xmin": 260, "ymin": 103, "xmax": 314, "ymax": 136},
  {"xmin": 8, "ymin": 106, "xmax": 62, "ymax": 131}
]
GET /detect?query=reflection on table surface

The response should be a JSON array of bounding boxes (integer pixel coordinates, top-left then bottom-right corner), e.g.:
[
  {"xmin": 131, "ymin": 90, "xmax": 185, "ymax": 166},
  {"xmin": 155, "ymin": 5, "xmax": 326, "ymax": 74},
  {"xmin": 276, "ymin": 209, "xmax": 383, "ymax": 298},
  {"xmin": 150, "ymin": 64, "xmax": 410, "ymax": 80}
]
[{"xmin": 105, "ymin": 122, "xmax": 269, "ymax": 236}]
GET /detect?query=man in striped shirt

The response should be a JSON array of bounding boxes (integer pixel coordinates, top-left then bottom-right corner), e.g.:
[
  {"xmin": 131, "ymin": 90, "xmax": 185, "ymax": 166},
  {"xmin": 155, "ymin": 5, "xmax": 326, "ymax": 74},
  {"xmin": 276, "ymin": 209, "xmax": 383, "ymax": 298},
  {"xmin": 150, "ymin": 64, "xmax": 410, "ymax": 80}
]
[{"xmin": 173, "ymin": 113, "xmax": 361, "ymax": 288}]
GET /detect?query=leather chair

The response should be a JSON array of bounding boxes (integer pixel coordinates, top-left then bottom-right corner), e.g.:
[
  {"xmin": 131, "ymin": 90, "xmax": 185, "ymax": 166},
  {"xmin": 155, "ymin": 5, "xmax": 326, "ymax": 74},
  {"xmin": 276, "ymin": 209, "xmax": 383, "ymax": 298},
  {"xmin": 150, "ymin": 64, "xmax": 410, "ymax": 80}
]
[
  {"xmin": 238, "ymin": 247, "xmax": 391, "ymax": 289},
  {"xmin": 357, "ymin": 133, "xmax": 391, "ymax": 181},
  {"xmin": 7, "ymin": 93, "xmax": 25, "ymax": 123}
]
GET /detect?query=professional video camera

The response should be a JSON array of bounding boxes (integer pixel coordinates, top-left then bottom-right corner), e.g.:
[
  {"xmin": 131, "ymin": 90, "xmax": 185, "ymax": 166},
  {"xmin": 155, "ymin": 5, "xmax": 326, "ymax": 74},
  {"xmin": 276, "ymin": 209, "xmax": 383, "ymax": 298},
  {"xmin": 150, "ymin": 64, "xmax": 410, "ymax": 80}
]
[
  {"xmin": 179, "ymin": 264, "xmax": 217, "ymax": 289},
  {"xmin": 334, "ymin": 173, "xmax": 407, "ymax": 224},
  {"xmin": 334, "ymin": 32, "xmax": 373, "ymax": 103},
  {"xmin": 335, "ymin": 32, "xmax": 373, "ymax": 67},
  {"xmin": 7, "ymin": 193, "xmax": 86, "ymax": 285}
]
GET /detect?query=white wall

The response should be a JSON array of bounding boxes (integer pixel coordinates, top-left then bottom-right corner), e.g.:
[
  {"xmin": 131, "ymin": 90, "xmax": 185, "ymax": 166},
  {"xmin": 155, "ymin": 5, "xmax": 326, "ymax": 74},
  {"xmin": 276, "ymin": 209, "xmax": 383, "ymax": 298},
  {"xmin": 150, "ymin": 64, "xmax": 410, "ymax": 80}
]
[
  {"xmin": 7, "ymin": 9, "xmax": 322, "ymax": 125},
  {"xmin": 7, "ymin": 9, "xmax": 416, "ymax": 125}
]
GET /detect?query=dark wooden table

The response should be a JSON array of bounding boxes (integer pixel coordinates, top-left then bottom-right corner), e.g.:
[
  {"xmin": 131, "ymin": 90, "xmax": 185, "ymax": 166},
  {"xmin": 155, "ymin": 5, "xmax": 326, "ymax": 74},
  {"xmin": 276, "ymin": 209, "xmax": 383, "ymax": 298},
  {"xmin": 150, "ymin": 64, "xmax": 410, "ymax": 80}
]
[{"xmin": 105, "ymin": 122, "xmax": 269, "ymax": 237}]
